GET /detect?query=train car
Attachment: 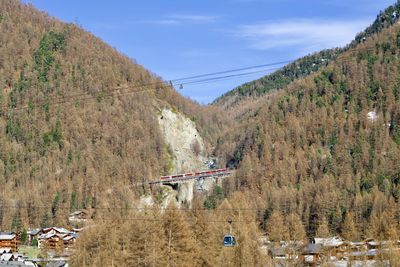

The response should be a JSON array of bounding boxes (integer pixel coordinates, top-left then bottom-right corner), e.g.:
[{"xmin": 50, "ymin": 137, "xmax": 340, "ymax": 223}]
[{"xmin": 160, "ymin": 176, "xmax": 171, "ymax": 180}]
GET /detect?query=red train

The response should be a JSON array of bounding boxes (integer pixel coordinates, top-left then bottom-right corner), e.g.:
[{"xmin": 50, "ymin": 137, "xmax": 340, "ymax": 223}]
[{"xmin": 159, "ymin": 168, "xmax": 228, "ymax": 181}]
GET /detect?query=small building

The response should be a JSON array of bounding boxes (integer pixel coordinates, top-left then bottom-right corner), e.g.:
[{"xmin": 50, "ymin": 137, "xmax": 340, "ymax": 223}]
[
  {"xmin": 26, "ymin": 229, "xmax": 42, "ymax": 244},
  {"xmin": 68, "ymin": 210, "xmax": 89, "ymax": 225},
  {"xmin": 313, "ymin": 236, "xmax": 347, "ymax": 260},
  {"xmin": 42, "ymin": 227, "xmax": 70, "ymax": 235},
  {"xmin": 350, "ymin": 249, "xmax": 379, "ymax": 260},
  {"xmin": 365, "ymin": 239, "xmax": 391, "ymax": 250},
  {"xmin": 38, "ymin": 233, "xmax": 66, "ymax": 251},
  {"xmin": 38, "ymin": 228, "xmax": 77, "ymax": 251},
  {"xmin": 0, "ymin": 233, "xmax": 18, "ymax": 252},
  {"xmin": 63, "ymin": 234, "xmax": 77, "ymax": 248},
  {"xmin": 269, "ymin": 247, "xmax": 287, "ymax": 260},
  {"xmin": 301, "ymin": 243, "xmax": 323, "ymax": 265}
]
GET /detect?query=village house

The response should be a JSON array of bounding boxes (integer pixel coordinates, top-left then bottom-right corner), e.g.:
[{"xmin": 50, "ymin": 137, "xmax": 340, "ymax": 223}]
[
  {"xmin": 0, "ymin": 232, "xmax": 18, "ymax": 252},
  {"xmin": 300, "ymin": 243, "xmax": 323, "ymax": 265},
  {"xmin": 26, "ymin": 229, "xmax": 42, "ymax": 244},
  {"xmin": 313, "ymin": 236, "xmax": 347, "ymax": 260},
  {"xmin": 37, "ymin": 227, "xmax": 78, "ymax": 252},
  {"xmin": 62, "ymin": 234, "xmax": 77, "ymax": 248},
  {"xmin": 0, "ymin": 247, "xmax": 38, "ymax": 266},
  {"xmin": 68, "ymin": 210, "xmax": 89, "ymax": 225}
]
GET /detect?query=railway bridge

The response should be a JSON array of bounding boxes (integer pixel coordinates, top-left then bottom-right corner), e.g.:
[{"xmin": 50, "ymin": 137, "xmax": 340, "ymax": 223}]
[{"xmin": 137, "ymin": 168, "xmax": 233, "ymax": 187}]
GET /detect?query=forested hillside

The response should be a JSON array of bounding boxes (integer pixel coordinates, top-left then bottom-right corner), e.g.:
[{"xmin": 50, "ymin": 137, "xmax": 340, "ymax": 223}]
[
  {"xmin": 74, "ymin": 2, "xmax": 400, "ymax": 265},
  {"xmin": 0, "ymin": 0, "xmax": 227, "ymax": 230},
  {"xmin": 214, "ymin": 15, "xmax": 400, "ymax": 240},
  {"xmin": 4, "ymin": 0, "xmax": 400, "ymax": 265},
  {"xmin": 214, "ymin": 0, "xmax": 400, "ymax": 110}
]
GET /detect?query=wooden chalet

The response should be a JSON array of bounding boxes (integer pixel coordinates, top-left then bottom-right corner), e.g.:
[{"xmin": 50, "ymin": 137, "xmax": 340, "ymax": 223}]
[
  {"xmin": 39, "ymin": 233, "xmax": 66, "ymax": 251},
  {"xmin": 63, "ymin": 235, "xmax": 77, "ymax": 248},
  {"xmin": 0, "ymin": 232, "xmax": 18, "ymax": 252},
  {"xmin": 27, "ymin": 228, "xmax": 42, "ymax": 243},
  {"xmin": 38, "ymin": 227, "xmax": 77, "ymax": 252}
]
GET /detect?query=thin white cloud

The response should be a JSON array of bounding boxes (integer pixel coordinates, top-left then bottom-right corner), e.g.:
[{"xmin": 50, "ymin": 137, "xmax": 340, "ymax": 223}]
[
  {"xmin": 236, "ymin": 19, "xmax": 371, "ymax": 52},
  {"xmin": 144, "ymin": 14, "xmax": 219, "ymax": 26},
  {"xmin": 167, "ymin": 14, "xmax": 219, "ymax": 23}
]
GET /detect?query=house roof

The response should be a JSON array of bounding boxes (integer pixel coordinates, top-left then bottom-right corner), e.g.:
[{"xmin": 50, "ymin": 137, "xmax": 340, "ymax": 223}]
[
  {"xmin": 350, "ymin": 249, "xmax": 378, "ymax": 257},
  {"xmin": 39, "ymin": 232, "xmax": 69, "ymax": 240},
  {"xmin": 63, "ymin": 235, "xmax": 76, "ymax": 241},
  {"xmin": 27, "ymin": 229, "xmax": 42, "ymax": 236},
  {"xmin": 69, "ymin": 210, "xmax": 87, "ymax": 216},
  {"xmin": 349, "ymin": 242, "xmax": 365, "ymax": 247},
  {"xmin": 314, "ymin": 236, "xmax": 344, "ymax": 247},
  {"xmin": 269, "ymin": 247, "xmax": 286, "ymax": 257},
  {"xmin": 46, "ymin": 261, "xmax": 67, "ymax": 267},
  {"xmin": 0, "ymin": 253, "xmax": 14, "ymax": 261},
  {"xmin": 367, "ymin": 240, "xmax": 389, "ymax": 246},
  {"xmin": 0, "ymin": 248, "xmax": 12, "ymax": 254},
  {"xmin": 303, "ymin": 243, "xmax": 323, "ymax": 254},
  {"xmin": 47, "ymin": 227, "xmax": 70, "ymax": 234},
  {"xmin": 0, "ymin": 234, "xmax": 16, "ymax": 241},
  {"xmin": 0, "ymin": 262, "xmax": 32, "ymax": 267}
]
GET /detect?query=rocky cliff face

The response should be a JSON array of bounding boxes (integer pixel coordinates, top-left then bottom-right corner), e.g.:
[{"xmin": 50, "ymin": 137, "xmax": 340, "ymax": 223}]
[
  {"xmin": 158, "ymin": 108, "xmax": 207, "ymax": 173},
  {"xmin": 138, "ymin": 107, "xmax": 210, "ymax": 208}
]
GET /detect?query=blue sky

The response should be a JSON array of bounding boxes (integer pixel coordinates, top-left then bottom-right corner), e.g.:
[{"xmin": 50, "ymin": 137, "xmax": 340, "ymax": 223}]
[{"xmin": 23, "ymin": 0, "xmax": 394, "ymax": 104}]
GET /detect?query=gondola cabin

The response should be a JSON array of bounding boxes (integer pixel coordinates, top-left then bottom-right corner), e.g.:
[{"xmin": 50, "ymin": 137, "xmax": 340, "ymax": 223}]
[{"xmin": 223, "ymin": 235, "xmax": 236, "ymax": 247}]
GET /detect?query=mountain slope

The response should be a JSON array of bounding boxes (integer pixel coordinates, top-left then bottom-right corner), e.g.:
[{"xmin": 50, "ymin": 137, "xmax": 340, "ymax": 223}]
[
  {"xmin": 213, "ymin": 1, "xmax": 400, "ymax": 110},
  {"xmin": 0, "ymin": 0, "xmax": 227, "ymax": 229},
  {"xmin": 215, "ymin": 16, "xmax": 400, "ymax": 238}
]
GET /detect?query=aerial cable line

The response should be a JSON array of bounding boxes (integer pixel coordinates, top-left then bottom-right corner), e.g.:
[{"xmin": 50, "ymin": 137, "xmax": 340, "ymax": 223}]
[
  {"xmin": 2, "ymin": 45, "xmax": 382, "ymax": 113},
  {"xmin": 170, "ymin": 60, "xmax": 294, "ymax": 83},
  {"xmin": 4, "ymin": 64, "xmax": 288, "ymax": 113},
  {"xmin": 178, "ymin": 67, "xmax": 282, "ymax": 86}
]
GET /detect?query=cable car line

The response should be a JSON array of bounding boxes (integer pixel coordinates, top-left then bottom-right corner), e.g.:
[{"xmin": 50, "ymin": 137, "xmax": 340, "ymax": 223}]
[
  {"xmin": 170, "ymin": 60, "xmax": 293, "ymax": 83},
  {"xmin": 2, "ymin": 44, "xmax": 381, "ymax": 114}
]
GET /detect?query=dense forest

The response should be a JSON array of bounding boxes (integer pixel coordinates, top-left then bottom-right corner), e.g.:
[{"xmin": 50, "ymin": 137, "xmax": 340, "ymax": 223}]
[
  {"xmin": 215, "ymin": 9, "xmax": 400, "ymax": 242},
  {"xmin": 0, "ymin": 0, "xmax": 227, "ymax": 231},
  {"xmin": 74, "ymin": 1, "xmax": 400, "ymax": 265},
  {"xmin": 3, "ymin": 0, "xmax": 400, "ymax": 265},
  {"xmin": 214, "ymin": 0, "xmax": 400, "ymax": 110}
]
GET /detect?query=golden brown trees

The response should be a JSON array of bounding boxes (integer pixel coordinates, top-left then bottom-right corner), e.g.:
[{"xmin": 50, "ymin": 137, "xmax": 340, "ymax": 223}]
[
  {"xmin": 286, "ymin": 213, "xmax": 307, "ymax": 241},
  {"xmin": 267, "ymin": 211, "xmax": 289, "ymax": 242},
  {"xmin": 316, "ymin": 217, "xmax": 330, "ymax": 238},
  {"xmin": 162, "ymin": 206, "xmax": 196, "ymax": 267},
  {"xmin": 341, "ymin": 212, "xmax": 359, "ymax": 241}
]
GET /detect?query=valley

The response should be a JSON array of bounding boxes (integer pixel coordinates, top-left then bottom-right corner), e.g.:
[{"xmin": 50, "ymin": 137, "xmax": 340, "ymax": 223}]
[{"xmin": 1, "ymin": 0, "xmax": 400, "ymax": 266}]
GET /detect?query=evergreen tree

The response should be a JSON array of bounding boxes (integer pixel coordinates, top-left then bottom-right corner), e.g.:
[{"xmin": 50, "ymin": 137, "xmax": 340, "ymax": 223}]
[
  {"xmin": 267, "ymin": 211, "xmax": 289, "ymax": 242},
  {"xmin": 287, "ymin": 213, "xmax": 306, "ymax": 241},
  {"xmin": 162, "ymin": 205, "xmax": 195, "ymax": 267},
  {"xmin": 191, "ymin": 206, "xmax": 220, "ymax": 266},
  {"xmin": 341, "ymin": 212, "xmax": 358, "ymax": 241},
  {"xmin": 316, "ymin": 217, "xmax": 330, "ymax": 237}
]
